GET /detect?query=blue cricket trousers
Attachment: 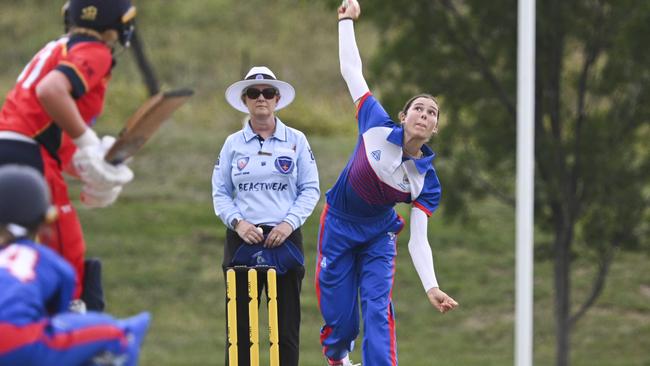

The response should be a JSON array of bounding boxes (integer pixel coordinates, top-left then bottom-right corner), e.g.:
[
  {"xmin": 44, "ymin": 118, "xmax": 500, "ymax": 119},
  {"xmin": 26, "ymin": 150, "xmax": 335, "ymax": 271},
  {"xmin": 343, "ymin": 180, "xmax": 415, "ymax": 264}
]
[{"xmin": 316, "ymin": 204, "xmax": 404, "ymax": 366}]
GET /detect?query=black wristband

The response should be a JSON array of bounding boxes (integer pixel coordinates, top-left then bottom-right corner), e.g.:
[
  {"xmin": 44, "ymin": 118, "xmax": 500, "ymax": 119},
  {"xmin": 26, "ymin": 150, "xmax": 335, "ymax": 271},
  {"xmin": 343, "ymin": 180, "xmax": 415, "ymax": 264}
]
[
  {"xmin": 338, "ymin": 17, "xmax": 354, "ymax": 22},
  {"xmin": 230, "ymin": 218, "xmax": 241, "ymax": 230}
]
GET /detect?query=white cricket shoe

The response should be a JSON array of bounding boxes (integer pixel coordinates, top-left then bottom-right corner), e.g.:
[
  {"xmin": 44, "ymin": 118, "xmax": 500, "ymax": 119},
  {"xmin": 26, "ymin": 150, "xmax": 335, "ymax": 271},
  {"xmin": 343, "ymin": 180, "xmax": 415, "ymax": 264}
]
[
  {"xmin": 327, "ymin": 355, "xmax": 361, "ymax": 366},
  {"xmin": 89, "ymin": 351, "xmax": 127, "ymax": 366},
  {"xmin": 69, "ymin": 299, "xmax": 87, "ymax": 314}
]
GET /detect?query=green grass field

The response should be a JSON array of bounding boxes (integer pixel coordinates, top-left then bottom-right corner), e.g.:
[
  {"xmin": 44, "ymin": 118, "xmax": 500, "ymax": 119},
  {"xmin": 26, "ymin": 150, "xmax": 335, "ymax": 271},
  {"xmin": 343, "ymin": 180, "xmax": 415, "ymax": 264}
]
[
  {"xmin": 1, "ymin": 1, "xmax": 649, "ymax": 365},
  {"xmin": 78, "ymin": 119, "xmax": 650, "ymax": 366}
]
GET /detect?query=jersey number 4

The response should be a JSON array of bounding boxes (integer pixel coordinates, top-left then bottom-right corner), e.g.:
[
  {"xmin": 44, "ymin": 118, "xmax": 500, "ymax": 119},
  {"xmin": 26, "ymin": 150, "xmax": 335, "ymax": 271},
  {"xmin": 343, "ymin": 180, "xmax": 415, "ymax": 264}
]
[{"xmin": 0, "ymin": 244, "xmax": 37, "ymax": 282}]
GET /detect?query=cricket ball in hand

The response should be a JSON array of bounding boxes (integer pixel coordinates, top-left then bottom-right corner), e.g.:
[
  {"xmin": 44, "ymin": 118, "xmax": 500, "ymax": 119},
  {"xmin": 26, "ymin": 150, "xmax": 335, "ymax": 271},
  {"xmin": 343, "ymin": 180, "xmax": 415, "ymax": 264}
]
[{"xmin": 256, "ymin": 227, "xmax": 263, "ymax": 235}]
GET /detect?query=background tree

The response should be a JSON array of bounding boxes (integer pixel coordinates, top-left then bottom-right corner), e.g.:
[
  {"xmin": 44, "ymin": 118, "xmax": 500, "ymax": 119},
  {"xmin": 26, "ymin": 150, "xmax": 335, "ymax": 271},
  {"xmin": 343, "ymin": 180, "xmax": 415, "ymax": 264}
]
[{"xmin": 362, "ymin": 1, "xmax": 650, "ymax": 365}]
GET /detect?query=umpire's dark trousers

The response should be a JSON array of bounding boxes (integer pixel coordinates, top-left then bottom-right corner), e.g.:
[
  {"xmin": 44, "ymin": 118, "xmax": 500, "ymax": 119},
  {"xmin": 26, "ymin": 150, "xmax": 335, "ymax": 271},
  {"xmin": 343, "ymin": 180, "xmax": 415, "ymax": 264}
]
[{"xmin": 223, "ymin": 226, "xmax": 304, "ymax": 366}]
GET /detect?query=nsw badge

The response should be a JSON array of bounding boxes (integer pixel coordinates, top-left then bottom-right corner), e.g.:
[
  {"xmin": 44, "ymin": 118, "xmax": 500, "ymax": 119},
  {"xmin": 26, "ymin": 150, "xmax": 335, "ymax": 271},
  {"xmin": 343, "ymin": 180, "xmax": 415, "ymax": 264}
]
[
  {"xmin": 274, "ymin": 156, "xmax": 294, "ymax": 174},
  {"xmin": 237, "ymin": 157, "xmax": 250, "ymax": 171}
]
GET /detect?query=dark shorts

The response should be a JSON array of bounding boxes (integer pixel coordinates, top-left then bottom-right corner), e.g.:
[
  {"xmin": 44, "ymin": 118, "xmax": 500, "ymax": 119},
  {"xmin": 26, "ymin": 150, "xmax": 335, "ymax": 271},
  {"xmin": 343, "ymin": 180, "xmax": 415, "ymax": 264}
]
[{"xmin": 0, "ymin": 139, "xmax": 44, "ymax": 173}]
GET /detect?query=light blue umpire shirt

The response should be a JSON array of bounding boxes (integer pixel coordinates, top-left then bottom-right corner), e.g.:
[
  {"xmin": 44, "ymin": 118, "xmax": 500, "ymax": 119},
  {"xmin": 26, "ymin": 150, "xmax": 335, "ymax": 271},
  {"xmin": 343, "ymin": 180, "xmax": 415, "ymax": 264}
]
[{"xmin": 212, "ymin": 118, "xmax": 320, "ymax": 230}]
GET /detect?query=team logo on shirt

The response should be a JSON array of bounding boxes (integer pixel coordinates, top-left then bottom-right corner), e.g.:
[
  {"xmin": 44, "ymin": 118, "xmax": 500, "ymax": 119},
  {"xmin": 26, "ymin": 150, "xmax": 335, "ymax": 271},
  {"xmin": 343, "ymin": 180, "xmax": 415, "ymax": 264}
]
[
  {"xmin": 80, "ymin": 59, "xmax": 95, "ymax": 79},
  {"xmin": 237, "ymin": 157, "xmax": 249, "ymax": 171},
  {"xmin": 274, "ymin": 156, "xmax": 294, "ymax": 174},
  {"xmin": 371, "ymin": 150, "xmax": 382, "ymax": 161},
  {"xmin": 397, "ymin": 174, "xmax": 411, "ymax": 191},
  {"xmin": 398, "ymin": 174, "xmax": 410, "ymax": 190}
]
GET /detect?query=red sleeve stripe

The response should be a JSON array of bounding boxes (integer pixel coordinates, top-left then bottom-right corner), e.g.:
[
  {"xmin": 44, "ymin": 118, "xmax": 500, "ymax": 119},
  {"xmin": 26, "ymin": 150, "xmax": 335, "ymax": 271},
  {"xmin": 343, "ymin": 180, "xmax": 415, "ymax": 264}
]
[
  {"xmin": 45, "ymin": 324, "xmax": 127, "ymax": 350},
  {"xmin": 355, "ymin": 92, "xmax": 372, "ymax": 120},
  {"xmin": 0, "ymin": 320, "xmax": 125, "ymax": 352},
  {"xmin": 413, "ymin": 202, "xmax": 432, "ymax": 216},
  {"xmin": 0, "ymin": 322, "xmax": 46, "ymax": 353},
  {"xmin": 314, "ymin": 204, "xmax": 330, "ymax": 313}
]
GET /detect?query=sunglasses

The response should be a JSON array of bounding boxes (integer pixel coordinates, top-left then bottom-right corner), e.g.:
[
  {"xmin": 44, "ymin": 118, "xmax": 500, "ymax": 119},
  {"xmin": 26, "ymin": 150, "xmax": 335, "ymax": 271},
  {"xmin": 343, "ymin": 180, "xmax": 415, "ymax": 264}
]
[{"xmin": 244, "ymin": 87, "xmax": 279, "ymax": 100}]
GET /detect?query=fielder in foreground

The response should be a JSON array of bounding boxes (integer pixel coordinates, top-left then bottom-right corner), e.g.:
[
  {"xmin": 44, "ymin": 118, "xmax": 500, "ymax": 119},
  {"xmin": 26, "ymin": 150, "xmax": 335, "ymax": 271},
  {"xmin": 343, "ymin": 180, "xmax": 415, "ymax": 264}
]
[
  {"xmin": 0, "ymin": 0, "xmax": 137, "ymax": 309},
  {"xmin": 315, "ymin": 1, "xmax": 459, "ymax": 365},
  {"xmin": 0, "ymin": 165, "xmax": 150, "ymax": 366}
]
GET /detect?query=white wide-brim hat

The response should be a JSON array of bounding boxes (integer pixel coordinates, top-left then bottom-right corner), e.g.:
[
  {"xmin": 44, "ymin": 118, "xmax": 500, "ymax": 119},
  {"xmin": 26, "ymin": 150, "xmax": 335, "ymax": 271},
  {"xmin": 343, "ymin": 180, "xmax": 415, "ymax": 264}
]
[{"xmin": 225, "ymin": 66, "xmax": 296, "ymax": 113}]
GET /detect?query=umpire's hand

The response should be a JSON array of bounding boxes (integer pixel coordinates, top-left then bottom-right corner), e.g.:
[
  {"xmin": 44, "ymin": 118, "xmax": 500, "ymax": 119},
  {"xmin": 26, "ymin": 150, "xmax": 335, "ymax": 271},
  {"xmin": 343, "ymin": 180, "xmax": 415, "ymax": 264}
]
[
  {"xmin": 264, "ymin": 222, "xmax": 293, "ymax": 248},
  {"xmin": 235, "ymin": 220, "xmax": 264, "ymax": 244}
]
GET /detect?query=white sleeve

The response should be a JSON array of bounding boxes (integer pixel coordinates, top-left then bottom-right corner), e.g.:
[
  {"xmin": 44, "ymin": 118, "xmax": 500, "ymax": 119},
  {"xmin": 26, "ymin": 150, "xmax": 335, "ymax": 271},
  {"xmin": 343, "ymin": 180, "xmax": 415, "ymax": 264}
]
[
  {"xmin": 408, "ymin": 206, "xmax": 439, "ymax": 292},
  {"xmin": 339, "ymin": 19, "xmax": 370, "ymax": 102}
]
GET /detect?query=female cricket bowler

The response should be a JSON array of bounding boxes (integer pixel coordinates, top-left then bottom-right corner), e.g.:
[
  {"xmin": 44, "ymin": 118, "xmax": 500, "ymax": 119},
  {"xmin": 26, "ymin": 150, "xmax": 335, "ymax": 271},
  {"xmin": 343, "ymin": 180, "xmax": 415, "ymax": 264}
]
[
  {"xmin": 315, "ymin": 1, "xmax": 459, "ymax": 365},
  {"xmin": 0, "ymin": 165, "xmax": 150, "ymax": 366}
]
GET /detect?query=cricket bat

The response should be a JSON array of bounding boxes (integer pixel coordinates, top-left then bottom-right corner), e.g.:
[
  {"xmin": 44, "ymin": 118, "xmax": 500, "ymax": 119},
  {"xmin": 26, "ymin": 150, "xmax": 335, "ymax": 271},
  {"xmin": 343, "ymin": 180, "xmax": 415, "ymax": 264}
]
[{"xmin": 104, "ymin": 88, "xmax": 194, "ymax": 165}]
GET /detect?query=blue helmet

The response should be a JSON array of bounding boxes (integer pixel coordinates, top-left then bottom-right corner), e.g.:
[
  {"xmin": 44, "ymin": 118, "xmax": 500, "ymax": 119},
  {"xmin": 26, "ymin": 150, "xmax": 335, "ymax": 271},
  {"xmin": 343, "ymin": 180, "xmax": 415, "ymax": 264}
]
[
  {"xmin": 0, "ymin": 165, "xmax": 55, "ymax": 236},
  {"xmin": 66, "ymin": 0, "xmax": 137, "ymax": 46}
]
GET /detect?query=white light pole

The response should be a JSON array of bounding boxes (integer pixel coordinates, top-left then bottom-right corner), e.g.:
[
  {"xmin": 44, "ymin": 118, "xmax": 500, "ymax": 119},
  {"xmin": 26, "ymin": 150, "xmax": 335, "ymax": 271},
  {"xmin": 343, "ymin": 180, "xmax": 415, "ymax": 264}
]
[{"xmin": 516, "ymin": 0, "xmax": 536, "ymax": 365}]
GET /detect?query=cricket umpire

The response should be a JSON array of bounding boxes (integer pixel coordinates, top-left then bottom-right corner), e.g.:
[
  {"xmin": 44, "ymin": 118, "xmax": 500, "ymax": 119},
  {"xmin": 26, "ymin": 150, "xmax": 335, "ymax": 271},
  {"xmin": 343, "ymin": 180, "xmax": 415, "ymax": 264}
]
[{"xmin": 212, "ymin": 66, "xmax": 320, "ymax": 366}]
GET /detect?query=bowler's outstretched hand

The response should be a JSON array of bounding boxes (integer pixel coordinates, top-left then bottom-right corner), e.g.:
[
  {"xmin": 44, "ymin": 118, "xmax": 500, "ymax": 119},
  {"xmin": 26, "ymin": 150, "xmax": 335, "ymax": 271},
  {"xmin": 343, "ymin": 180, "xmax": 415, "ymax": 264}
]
[
  {"xmin": 427, "ymin": 287, "xmax": 459, "ymax": 314},
  {"xmin": 338, "ymin": 0, "xmax": 360, "ymax": 20}
]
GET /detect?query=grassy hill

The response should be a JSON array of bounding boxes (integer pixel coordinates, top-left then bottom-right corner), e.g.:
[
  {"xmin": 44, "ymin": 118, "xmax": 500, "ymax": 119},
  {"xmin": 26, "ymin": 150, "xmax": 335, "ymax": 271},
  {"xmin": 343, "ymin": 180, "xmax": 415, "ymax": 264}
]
[{"xmin": 1, "ymin": 1, "xmax": 649, "ymax": 365}]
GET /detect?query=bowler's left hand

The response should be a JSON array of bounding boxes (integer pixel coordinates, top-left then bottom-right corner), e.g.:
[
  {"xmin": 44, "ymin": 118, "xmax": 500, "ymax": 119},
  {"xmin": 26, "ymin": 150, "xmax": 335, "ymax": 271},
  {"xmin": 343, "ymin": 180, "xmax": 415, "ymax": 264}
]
[
  {"xmin": 426, "ymin": 287, "xmax": 459, "ymax": 313},
  {"xmin": 264, "ymin": 222, "xmax": 293, "ymax": 248}
]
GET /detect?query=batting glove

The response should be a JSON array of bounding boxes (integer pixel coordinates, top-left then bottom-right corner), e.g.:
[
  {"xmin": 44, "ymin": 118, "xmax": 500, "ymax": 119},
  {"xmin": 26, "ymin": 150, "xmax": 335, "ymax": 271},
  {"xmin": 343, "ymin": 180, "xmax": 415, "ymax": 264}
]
[
  {"xmin": 73, "ymin": 129, "xmax": 134, "ymax": 189},
  {"xmin": 80, "ymin": 184, "xmax": 123, "ymax": 209}
]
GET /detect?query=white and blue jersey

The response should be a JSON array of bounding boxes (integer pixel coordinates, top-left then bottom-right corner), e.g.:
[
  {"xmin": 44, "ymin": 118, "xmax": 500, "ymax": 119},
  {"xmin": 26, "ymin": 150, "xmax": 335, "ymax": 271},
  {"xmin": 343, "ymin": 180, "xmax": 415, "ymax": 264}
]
[
  {"xmin": 0, "ymin": 240, "xmax": 75, "ymax": 324},
  {"xmin": 326, "ymin": 93, "xmax": 441, "ymax": 219},
  {"xmin": 212, "ymin": 118, "xmax": 320, "ymax": 230},
  {"xmin": 0, "ymin": 239, "xmax": 151, "ymax": 366},
  {"xmin": 317, "ymin": 93, "xmax": 441, "ymax": 366}
]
